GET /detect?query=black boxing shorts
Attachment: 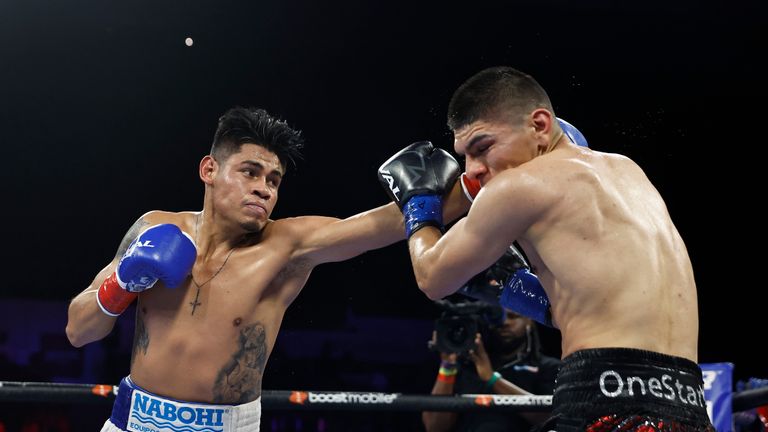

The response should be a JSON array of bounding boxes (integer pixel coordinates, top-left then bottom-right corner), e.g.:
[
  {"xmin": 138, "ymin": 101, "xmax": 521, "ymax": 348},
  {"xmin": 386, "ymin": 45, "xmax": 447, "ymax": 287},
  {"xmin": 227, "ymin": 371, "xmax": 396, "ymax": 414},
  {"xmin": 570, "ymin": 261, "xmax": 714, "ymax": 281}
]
[{"xmin": 538, "ymin": 348, "xmax": 715, "ymax": 432}]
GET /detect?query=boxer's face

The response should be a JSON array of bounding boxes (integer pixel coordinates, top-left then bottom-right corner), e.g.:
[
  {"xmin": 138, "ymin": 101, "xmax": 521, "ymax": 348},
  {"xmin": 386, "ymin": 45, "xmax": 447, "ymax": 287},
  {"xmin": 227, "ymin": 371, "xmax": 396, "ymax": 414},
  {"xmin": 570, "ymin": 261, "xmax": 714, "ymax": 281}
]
[
  {"xmin": 453, "ymin": 119, "xmax": 535, "ymax": 187},
  {"xmin": 207, "ymin": 143, "xmax": 283, "ymax": 232}
]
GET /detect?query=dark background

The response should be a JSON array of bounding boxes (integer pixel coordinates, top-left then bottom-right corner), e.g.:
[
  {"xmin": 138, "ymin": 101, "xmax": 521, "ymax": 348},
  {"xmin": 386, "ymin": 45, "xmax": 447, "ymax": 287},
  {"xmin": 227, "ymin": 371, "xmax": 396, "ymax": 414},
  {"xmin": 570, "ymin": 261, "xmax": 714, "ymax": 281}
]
[{"xmin": 0, "ymin": 0, "xmax": 764, "ymax": 429}]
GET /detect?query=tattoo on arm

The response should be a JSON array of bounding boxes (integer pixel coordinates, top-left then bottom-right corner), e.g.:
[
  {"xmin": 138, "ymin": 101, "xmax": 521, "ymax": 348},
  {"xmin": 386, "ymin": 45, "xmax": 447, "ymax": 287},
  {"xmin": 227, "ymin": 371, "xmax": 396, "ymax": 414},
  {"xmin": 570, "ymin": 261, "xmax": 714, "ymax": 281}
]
[
  {"xmin": 212, "ymin": 323, "xmax": 267, "ymax": 404},
  {"xmin": 114, "ymin": 218, "xmax": 150, "ymax": 261},
  {"xmin": 130, "ymin": 309, "xmax": 149, "ymax": 367}
]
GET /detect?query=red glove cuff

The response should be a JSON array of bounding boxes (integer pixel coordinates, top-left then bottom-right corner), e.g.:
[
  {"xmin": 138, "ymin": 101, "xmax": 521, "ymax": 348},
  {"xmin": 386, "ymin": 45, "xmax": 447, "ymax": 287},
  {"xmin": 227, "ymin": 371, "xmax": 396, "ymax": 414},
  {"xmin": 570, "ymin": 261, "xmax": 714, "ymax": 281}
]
[
  {"xmin": 96, "ymin": 272, "xmax": 138, "ymax": 316},
  {"xmin": 460, "ymin": 173, "xmax": 481, "ymax": 202}
]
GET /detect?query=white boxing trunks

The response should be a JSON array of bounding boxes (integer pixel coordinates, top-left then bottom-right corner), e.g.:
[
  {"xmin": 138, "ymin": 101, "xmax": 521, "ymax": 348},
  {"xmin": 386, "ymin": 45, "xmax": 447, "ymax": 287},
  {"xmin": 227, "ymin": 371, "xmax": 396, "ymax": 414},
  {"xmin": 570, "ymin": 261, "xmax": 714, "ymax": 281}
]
[{"xmin": 100, "ymin": 376, "xmax": 261, "ymax": 432}]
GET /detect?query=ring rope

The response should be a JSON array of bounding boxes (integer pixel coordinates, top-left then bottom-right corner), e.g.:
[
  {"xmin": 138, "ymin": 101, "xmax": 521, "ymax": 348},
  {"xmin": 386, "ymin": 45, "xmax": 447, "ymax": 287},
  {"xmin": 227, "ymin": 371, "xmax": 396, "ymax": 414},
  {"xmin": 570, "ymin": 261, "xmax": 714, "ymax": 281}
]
[
  {"xmin": 1, "ymin": 381, "xmax": 766, "ymax": 413},
  {"xmin": 0, "ymin": 381, "xmax": 547, "ymax": 412}
]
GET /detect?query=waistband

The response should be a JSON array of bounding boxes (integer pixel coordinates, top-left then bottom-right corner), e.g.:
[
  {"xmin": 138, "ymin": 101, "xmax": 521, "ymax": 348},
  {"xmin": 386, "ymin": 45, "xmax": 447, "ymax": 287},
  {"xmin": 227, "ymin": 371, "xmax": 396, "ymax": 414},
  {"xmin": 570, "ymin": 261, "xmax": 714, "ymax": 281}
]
[
  {"xmin": 109, "ymin": 376, "xmax": 261, "ymax": 432},
  {"xmin": 552, "ymin": 348, "xmax": 710, "ymax": 426}
]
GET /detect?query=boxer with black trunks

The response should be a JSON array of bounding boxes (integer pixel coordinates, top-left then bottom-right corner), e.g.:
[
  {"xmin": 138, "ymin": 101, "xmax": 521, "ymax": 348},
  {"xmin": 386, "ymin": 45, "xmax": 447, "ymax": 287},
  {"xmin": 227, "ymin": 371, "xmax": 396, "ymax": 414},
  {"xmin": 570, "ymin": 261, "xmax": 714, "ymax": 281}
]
[
  {"xmin": 549, "ymin": 348, "xmax": 712, "ymax": 431},
  {"xmin": 65, "ymin": 107, "xmax": 470, "ymax": 431},
  {"xmin": 378, "ymin": 67, "xmax": 714, "ymax": 431}
]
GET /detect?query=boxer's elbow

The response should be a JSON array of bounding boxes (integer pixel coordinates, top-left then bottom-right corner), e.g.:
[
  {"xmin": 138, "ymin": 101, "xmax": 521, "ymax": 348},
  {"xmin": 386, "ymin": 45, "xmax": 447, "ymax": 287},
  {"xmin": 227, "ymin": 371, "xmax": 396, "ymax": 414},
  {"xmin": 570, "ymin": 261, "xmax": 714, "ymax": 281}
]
[
  {"xmin": 66, "ymin": 323, "xmax": 88, "ymax": 348},
  {"xmin": 66, "ymin": 304, "xmax": 86, "ymax": 347},
  {"xmin": 421, "ymin": 287, "xmax": 445, "ymax": 301},
  {"xmin": 66, "ymin": 302, "xmax": 114, "ymax": 348},
  {"xmin": 414, "ymin": 272, "xmax": 451, "ymax": 301},
  {"xmin": 411, "ymin": 246, "xmax": 456, "ymax": 300},
  {"xmin": 66, "ymin": 323, "xmax": 110, "ymax": 348}
]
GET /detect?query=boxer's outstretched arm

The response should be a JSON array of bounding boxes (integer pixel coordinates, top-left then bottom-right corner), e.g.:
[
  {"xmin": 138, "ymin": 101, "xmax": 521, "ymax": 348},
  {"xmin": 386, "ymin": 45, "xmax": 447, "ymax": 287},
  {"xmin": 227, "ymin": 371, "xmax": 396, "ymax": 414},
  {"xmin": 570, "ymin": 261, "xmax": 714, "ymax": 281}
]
[
  {"xmin": 408, "ymin": 169, "xmax": 554, "ymax": 300},
  {"xmin": 290, "ymin": 181, "xmax": 467, "ymax": 266},
  {"xmin": 289, "ymin": 202, "xmax": 403, "ymax": 265}
]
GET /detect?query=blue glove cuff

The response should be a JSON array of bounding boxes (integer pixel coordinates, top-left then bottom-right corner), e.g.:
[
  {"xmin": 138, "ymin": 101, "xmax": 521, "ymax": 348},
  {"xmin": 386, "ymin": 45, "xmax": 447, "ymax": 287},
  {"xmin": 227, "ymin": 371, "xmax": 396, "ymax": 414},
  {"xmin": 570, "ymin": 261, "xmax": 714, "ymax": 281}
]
[{"xmin": 403, "ymin": 195, "xmax": 444, "ymax": 238}]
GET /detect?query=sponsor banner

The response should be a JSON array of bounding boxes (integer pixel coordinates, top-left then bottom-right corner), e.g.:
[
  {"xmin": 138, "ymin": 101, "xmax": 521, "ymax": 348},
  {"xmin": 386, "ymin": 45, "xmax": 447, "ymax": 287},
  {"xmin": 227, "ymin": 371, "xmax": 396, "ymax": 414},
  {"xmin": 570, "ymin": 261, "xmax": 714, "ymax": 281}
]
[
  {"xmin": 465, "ymin": 394, "xmax": 553, "ymax": 407},
  {"xmin": 280, "ymin": 390, "xmax": 552, "ymax": 412},
  {"xmin": 289, "ymin": 391, "xmax": 399, "ymax": 405}
]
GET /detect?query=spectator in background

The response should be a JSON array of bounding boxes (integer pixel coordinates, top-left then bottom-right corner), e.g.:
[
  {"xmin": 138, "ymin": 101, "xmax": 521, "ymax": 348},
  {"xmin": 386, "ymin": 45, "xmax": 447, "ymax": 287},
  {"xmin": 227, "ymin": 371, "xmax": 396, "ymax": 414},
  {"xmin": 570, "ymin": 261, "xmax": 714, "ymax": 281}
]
[{"xmin": 422, "ymin": 309, "xmax": 561, "ymax": 432}]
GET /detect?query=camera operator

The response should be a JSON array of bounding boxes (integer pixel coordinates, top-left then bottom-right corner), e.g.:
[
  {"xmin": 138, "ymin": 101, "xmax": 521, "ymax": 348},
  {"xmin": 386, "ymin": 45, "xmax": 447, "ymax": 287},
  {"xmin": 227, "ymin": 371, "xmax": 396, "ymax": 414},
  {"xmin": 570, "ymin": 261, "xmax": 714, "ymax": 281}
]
[
  {"xmin": 422, "ymin": 244, "xmax": 561, "ymax": 432},
  {"xmin": 422, "ymin": 309, "xmax": 560, "ymax": 432}
]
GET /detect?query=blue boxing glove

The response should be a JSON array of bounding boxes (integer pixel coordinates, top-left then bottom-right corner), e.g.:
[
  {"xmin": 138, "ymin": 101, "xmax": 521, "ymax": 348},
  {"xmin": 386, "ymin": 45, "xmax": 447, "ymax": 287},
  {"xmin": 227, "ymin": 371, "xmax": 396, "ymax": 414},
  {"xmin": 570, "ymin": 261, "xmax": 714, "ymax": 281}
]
[
  {"xmin": 499, "ymin": 267, "xmax": 552, "ymax": 327},
  {"xmin": 97, "ymin": 224, "xmax": 197, "ymax": 316},
  {"xmin": 459, "ymin": 244, "xmax": 552, "ymax": 326},
  {"xmin": 557, "ymin": 117, "xmax": 589, "ymax": 147},
  {"xmin": 117, "ymin": 224, "xmax": 197, "ymax": 291}
]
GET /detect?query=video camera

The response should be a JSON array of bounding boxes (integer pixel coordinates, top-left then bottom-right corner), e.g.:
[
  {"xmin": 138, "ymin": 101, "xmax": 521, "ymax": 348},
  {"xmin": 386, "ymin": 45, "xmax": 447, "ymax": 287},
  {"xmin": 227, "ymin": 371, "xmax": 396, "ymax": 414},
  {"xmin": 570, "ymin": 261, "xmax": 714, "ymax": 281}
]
[{"xmin": 430, "ymin": 299, "xmax": 504, "ymax": 356}]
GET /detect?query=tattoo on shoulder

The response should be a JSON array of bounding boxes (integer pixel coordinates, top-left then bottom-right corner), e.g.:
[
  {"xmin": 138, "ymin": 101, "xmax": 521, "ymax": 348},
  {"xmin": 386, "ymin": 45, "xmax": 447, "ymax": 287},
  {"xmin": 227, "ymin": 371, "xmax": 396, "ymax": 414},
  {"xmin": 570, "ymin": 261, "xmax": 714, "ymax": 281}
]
[
  {"xmin": 212, "ymin": 323, "xmax": 267, "ymax": 404},
  {"xmin": 114, "ymin": 218, "xmax": 150, "ymax": 260}
]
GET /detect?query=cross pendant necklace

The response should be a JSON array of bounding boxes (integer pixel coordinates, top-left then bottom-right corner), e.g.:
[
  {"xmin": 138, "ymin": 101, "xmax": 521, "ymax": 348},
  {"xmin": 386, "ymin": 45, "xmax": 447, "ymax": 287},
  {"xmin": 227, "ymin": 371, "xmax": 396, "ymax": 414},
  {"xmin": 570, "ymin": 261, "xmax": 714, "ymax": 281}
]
[{"xmin": 189, "ymin": 212, "xmax": 236, "ymax": 315}]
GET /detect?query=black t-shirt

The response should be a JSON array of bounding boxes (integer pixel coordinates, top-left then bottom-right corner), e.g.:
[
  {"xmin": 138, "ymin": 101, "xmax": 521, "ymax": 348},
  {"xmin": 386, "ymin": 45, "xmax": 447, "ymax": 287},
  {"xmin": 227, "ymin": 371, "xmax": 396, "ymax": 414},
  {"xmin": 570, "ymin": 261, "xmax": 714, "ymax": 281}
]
[{"xmin": 452, "ymin": 355, "xmax": 561, "ymax": 432}]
